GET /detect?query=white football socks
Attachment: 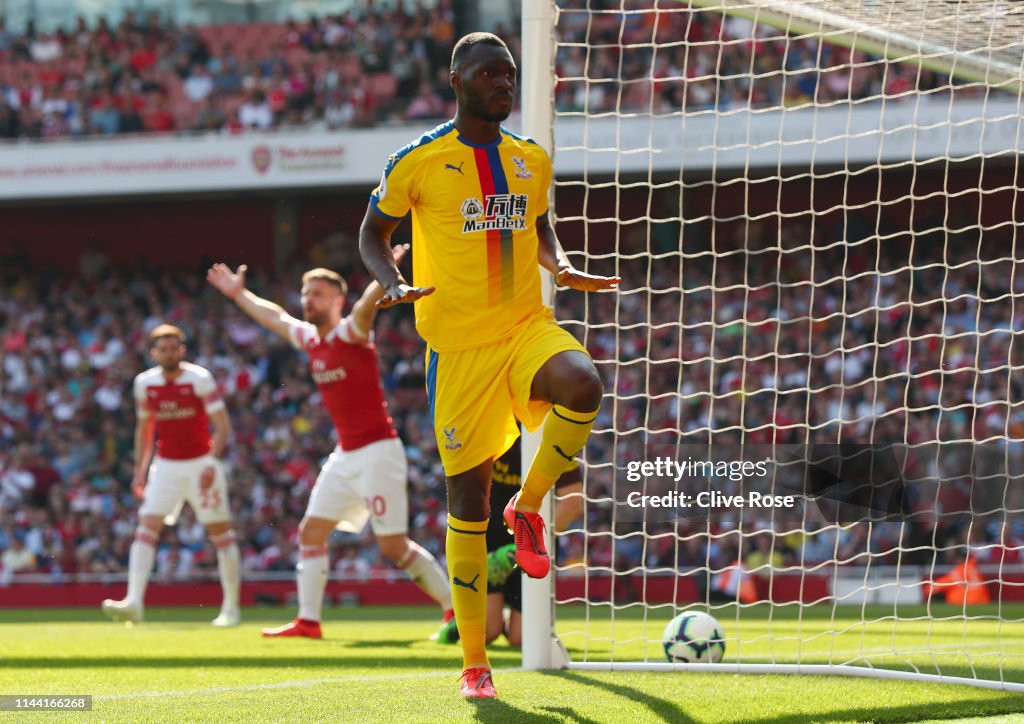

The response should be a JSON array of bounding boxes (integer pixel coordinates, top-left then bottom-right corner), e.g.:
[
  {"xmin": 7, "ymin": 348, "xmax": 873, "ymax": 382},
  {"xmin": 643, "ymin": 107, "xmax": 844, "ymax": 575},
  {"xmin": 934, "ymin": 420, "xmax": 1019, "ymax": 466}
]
[
  {"xmin": 399, "ymin": 541, "xmax": 452, "ymax": 610},
  {"xmin": 297, "ymin": 544, "xmax": 329, "ymax": 622},
  {"xmin": 212, "ymin": 530, "xmax": 241, "ymax": 614},
  {"xmin": 126, "ymin": 527, "xmax": 158, "ymax": 607}
]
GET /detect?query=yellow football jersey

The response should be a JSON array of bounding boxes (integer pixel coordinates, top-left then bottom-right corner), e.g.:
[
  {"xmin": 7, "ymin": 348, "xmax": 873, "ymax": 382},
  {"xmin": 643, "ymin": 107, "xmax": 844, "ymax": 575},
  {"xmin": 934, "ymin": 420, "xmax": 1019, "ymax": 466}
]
[{"xmin": 370, "ymin": 121, "xmax": 552, "ymax": 352}]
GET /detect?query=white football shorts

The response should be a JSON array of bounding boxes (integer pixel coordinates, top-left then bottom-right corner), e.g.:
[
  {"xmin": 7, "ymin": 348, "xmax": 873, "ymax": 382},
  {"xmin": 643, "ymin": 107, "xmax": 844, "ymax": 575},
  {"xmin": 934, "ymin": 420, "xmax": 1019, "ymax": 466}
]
[
  {"xmin": 139, "ymin": 454, "xmax": 231, "ymax": 526},
  {"xmin": 306, "ymin": 437, "xmax": 409, "ymax": 536}
]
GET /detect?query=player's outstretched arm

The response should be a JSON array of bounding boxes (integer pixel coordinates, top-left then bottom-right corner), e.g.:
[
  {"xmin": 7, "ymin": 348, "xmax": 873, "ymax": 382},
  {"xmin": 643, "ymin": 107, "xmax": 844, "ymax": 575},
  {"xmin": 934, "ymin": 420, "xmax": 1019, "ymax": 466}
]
[
  {"xmin": 536, "ymin": 213, "xmax": 620, "ymax": 292},
  {"xmin": 358, "ymin": 207, "xmax": 434, "ymax": 308},
  {"xmin": 206, "ymin": 263, "xmax": 301, "ymax": 342},
  {"xmin": 350, "ymin": 243, "xmax": 411, "ymax": 334}
]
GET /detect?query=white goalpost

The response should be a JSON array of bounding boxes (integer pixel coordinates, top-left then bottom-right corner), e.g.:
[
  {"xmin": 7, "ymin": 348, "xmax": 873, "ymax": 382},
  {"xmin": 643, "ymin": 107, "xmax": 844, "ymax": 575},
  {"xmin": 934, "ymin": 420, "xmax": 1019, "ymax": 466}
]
[{"xmin": 520, "ymin": 0, "xmax": 1024, "ymax": 693}]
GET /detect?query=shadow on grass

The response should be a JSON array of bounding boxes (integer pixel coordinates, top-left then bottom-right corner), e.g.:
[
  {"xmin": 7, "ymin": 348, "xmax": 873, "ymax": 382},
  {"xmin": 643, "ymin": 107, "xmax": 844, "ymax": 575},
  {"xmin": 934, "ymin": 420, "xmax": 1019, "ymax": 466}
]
[
  {"xmin": 0, "ymin": 654, "xmax": 468, "ymax": 670},
  {"xmin": 536, "ymin": 706, "xmax": 602, "ymax": 724},
  {"xmin": 542, "ymin": 670, "xmax": 696, "ymax": 724},
  {"xmin": 544, "ymin": 670, "xmax": 1024, "ymax": 724},
  {"xmin": 744, "ymin": 695, "xmax": 1024, "ymax": 724},
  {"xmin": 0, "ymin": 606, "xmax": 444, "ymax": 625},
  {"xmin": 336, "ymin": 639, "xmax": 418, "ymax": 649},
  {"xmin": 465, "ymin": 698, "xmax": 563, "ymax": 723}
]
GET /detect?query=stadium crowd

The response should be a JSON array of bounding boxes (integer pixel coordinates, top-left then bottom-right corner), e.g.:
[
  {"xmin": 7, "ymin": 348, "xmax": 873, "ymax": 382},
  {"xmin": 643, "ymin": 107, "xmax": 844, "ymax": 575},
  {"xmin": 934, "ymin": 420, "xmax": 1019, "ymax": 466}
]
[
  {"xmin": 0, "ymin": 1, "xmax": 970, "ymax": 142},
  {"xmin": 1, "ymin": 205, "xmax": 1022, "ymax": 587}
]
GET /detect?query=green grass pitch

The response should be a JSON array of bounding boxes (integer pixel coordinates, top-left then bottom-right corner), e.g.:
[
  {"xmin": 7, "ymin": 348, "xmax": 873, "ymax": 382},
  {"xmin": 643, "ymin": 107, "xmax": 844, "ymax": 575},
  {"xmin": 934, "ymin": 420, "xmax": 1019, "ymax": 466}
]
[{"xmin": 1, "ymin": 604, "xmax": 1022, "ymax": 722}]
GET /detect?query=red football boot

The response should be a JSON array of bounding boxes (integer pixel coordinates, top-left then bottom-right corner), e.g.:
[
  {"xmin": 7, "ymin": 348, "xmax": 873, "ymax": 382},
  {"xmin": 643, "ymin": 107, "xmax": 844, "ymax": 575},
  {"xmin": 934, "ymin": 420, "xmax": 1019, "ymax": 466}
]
[
  {"xmin": 459, "ymin": 667, "xmax": 497, "ymax": 699},
  {"xmin": 503, "ymin": 492, "xmax": 551, "ymax": 579},
  {"xmin": 261, "ymin": 618, "xmax": 322, "ymax": 639}
]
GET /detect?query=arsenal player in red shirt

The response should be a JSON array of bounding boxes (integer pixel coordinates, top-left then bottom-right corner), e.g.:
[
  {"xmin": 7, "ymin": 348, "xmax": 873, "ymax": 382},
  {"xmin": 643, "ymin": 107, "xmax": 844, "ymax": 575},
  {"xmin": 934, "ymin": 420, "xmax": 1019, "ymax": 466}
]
[
  {"xmin": 207, "ymin": 246, "xmax": 453, "ymax": 639},
  {"xmin": 102, "ymin": 324, "xmax": 240, "ymax": 627}
]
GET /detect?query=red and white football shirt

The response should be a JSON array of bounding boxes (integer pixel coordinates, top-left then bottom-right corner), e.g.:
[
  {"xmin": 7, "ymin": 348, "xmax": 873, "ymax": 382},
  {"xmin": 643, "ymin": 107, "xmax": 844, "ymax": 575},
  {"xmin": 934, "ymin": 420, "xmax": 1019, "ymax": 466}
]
[
  {"xmin": 287, "ymin": 316, "xmax": 397, "ymax": 451},
  {"xmin": 134, "ymin": 362, "xmax": 225, "ymax": 460}
]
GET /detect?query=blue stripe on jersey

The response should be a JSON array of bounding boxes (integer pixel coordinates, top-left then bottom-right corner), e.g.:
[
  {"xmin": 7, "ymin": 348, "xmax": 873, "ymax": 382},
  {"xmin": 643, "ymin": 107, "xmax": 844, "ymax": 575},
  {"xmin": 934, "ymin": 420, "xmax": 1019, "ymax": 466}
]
[
  {"xmin": 384, "ymin": 121, "xmax": 456, "ymax": 178},
  {"xmin": 485, "ymin": 144, "xmax": 516, "ymax": 301},
  {"xmin": 500, "ymin": 127, "xmax": 541, "ymax": 146},
  {"xmin": 369, "ymin": 198, "xmax": 404, "ymax": 221},
  {"xmin": 426, "ymin": 347, "xmax": 439, "ymax": 428}
]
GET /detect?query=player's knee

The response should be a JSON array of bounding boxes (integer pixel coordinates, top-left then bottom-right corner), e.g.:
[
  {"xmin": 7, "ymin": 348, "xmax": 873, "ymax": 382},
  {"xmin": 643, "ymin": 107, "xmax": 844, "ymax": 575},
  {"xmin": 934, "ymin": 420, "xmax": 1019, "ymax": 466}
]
[
  {"xmin": 505, "ymin": 628, "xmax": 522, "ymax": 647},
  {"xmin": 485, "ymin": 625, "xmax": 503, "ymax": 644},
  {"xmin": 557, "ymin": 362, "xmax": 603, "ymax": 411},
  {"xmin": 377, "ymin": 536, "xmax": 409, "ymax": 563},
  {"xmin": 298, "ymin": 518, "xmax": 330, "ymax": 546}
]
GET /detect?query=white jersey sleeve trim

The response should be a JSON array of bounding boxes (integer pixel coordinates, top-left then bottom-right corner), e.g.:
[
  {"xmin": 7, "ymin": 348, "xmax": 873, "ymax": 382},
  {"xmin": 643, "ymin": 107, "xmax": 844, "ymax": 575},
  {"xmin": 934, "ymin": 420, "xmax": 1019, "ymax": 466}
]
[
  {"xmin": 285, "ymin": 318, "xmax": 319, "ymax": 350},
  {"xmin": 186, "ymin": 363, "xmax": 227, "ymax": 414},
  {"xmin": 134, "ymin": 371, "xmax": 152, "ymax": 418},
  {"xmin": 340, "ymin": 317, "xmax": 371, "ymax": 346}
]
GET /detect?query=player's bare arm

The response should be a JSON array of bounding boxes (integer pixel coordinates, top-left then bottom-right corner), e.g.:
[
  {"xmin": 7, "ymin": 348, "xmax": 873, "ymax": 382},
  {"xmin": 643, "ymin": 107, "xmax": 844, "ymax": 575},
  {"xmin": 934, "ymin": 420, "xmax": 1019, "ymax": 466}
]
[
  {"xmin": 201, "ymin": 407, "xmax": 231, "ymax": 489},
  {"xmin": 132, "ymin": 412, "xmax": 155, "ymax": 500},
  {"xmin": 350, "ymin": 244, "xmax": 411, "ymax": 333},
  {"xmin": 536, "ymin": 213, "xmax": 620, "ymax": 292},
  {"xmin": 358, "ymin": 208, "xmax": 435, "ymax": 308},
  {"xmin": 206, "ymin": 263, "xmax": 302, "ymax": 341}
]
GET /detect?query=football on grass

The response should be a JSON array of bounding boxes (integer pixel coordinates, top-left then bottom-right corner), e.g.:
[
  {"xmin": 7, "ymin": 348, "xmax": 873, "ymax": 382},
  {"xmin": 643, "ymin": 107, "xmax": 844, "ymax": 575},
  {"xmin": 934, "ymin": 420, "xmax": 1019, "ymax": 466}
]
[{"xmin": 663, "ymin": 611, "xmax": 726, "ymax": 663}]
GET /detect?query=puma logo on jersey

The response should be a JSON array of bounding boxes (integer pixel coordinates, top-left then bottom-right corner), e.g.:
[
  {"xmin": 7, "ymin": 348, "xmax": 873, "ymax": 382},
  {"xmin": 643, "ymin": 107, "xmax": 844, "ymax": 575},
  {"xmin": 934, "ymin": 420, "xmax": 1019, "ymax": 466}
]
[
  {"xmin": 453, "ymin": 573, "xmax": 480, "ymax": 592},
  {"xmin": 445, "ymin": 161, "xmax": 465, "ymax": 175}
]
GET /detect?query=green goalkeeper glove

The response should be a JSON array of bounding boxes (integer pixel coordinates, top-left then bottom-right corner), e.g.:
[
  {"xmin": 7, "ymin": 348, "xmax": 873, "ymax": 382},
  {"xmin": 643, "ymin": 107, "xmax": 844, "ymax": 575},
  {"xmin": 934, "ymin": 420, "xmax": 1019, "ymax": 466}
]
[{"xmin": 487, "ymin": 543, "xmax": 517, "ymax": 586}]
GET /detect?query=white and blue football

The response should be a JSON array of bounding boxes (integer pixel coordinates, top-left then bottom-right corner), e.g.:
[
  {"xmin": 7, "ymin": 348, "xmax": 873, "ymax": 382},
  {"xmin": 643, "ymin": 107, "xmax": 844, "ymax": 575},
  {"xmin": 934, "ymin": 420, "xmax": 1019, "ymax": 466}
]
[{"xmin": 662, "ymin": 611, "xmax": 726, "ymax": 663}]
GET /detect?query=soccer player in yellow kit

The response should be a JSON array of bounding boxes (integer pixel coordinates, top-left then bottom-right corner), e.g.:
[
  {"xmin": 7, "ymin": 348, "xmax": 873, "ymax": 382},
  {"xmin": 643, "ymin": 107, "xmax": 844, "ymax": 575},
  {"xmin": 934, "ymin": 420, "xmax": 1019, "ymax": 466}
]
[{"xmin": 359, "ymin": 32, "xmax": 619, "ymax": 698}]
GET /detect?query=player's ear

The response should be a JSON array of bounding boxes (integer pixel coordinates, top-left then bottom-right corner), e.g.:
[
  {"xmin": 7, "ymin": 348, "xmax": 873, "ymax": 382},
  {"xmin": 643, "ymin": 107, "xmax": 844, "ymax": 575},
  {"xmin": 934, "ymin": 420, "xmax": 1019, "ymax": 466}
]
[{"xmin": 450, "ymin": 69, "xmax": 459, "ymax": 91}]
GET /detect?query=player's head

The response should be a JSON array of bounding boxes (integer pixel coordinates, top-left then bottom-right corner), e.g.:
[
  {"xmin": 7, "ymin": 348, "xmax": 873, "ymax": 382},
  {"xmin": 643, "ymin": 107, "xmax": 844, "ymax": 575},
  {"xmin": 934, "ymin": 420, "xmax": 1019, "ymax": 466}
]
[
  {"xmin": 450, "ymin": 32, "xmax": 516, "ymax": 123},
  {"xmin": 300, "ymin": 268, "xmax": 347, "ymax": 327},
  {"xmin": 148, "ymin": 324, "xmax": 186, "ymax": 372}
]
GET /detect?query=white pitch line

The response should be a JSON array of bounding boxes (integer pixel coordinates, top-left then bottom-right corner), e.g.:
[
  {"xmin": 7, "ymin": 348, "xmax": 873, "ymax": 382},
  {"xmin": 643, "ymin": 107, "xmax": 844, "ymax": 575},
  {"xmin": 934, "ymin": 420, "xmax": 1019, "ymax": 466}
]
[{"xmin": 95, "ymin": 668, "xmax": 522, "ymax": 702}]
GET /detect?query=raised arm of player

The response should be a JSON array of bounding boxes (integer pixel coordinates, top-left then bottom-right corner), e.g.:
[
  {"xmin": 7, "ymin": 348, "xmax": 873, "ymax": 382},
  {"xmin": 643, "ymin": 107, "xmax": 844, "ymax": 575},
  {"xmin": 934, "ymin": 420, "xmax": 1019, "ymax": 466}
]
[
  {"xmin": 206, "ymin": 263, "xmax": 302, "ymax": 342},
  {"xmin": 536, "ymin": 213, "xmax": 620, "ymax": 292},
  {"xmin": 350, "ymin": 243, "xmax": 411, "ymax": 333},
  {"xmin": 132, "ymin": 412, "xmax": 155, "ymax": 500},
  {"xmin": 358, "ymin": 208, "xmax": 435, "ymax": 308}
]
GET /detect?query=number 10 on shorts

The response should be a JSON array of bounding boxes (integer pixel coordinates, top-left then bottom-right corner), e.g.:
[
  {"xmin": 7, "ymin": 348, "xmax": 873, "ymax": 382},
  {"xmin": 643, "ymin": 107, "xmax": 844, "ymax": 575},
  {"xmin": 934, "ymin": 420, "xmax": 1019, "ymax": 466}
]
[{"xmin": 364, "ymin": 495, "xmax": 386, "ymax": 516}]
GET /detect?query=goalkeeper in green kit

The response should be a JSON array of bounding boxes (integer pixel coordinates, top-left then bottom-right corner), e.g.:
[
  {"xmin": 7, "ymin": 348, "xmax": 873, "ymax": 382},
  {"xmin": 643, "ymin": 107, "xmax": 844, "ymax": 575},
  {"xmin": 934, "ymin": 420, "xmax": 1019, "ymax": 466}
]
[{"xmin": 436, "ymin": 435, "xmax": 584, "ymax": 646}]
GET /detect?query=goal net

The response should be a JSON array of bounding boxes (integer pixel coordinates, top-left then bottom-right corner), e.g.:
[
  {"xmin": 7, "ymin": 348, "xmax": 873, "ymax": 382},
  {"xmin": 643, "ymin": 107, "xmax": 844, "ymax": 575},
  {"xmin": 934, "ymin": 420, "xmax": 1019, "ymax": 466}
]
[{"xmin": 520, "ymin": 0, "xmax": 1024, "ymax": 692}]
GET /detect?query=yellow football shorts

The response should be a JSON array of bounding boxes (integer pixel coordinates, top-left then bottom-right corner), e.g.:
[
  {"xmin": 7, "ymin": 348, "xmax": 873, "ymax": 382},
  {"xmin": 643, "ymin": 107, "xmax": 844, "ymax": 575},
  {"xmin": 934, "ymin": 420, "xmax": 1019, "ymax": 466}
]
[{"xmin": 426, "ymin": 308, "xmax": 589, "ymax": 476}]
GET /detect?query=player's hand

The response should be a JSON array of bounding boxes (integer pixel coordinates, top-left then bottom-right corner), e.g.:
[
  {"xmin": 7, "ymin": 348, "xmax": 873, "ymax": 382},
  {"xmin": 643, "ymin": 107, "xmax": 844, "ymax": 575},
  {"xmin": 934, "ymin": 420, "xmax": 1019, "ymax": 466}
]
[
  {"xmin": 556, "ymin": 267, "xmax": 621, "ymax": 292},
  {"xmin": 376, "ymin": 283, "xmax": 435, "ymax": 308},
  {"xmin": 207, "ymin": 263, "xmax": 247, "ymax": 299},
  {"xmin": 199, "ymin": 465, "xmax": 216, "ymax": 490},
  {"xmin": 131, "ymin": 472, "xmax": 147, "ymax": 500},
  {"xmin": 392, "ymin": 243, "xmax": 410, "ymax": 265}
]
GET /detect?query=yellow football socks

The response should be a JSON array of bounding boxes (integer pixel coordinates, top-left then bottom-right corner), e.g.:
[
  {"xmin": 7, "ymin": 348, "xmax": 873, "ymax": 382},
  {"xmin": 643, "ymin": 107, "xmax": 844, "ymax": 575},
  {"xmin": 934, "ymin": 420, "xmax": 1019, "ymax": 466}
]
[
  {"xmin": 518, "ymin": 405, "xmax": 598, "ymax": 511},
  {"xmin": 446, "ymin": 515, "xmax": 489, "ymax": 669}
]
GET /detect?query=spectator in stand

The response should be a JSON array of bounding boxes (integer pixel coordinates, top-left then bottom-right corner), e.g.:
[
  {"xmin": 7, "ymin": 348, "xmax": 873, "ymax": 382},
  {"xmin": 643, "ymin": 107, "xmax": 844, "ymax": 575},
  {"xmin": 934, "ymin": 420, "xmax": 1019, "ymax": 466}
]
[
  {"xmin": 193, "ymin": 96, "xmax": 225, "ymax": 132},
  {"xmin": 184, "ymin": 63, "xmax": 215, "ymax": 104},
  {"xmin": 404, "ymin": 82, "xmax": 445, "ymax": 121},
  {"xmin": 1, "ymin": 532, "xmax": 36, "ymax": 582},
  {"xmin": 238, "ymin": 88, "xmax": 273, "ymax": 130},
  {"xmin": 144, "ymin": 93, "xmax": 176, "ymax": 132},
  {"xmin": 90, "ymin": 91, "xmax": 120, "ymax": 135},
  {"xmin": 119, "ymin": 88, "xmax": 145, "ymax": 133}
]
